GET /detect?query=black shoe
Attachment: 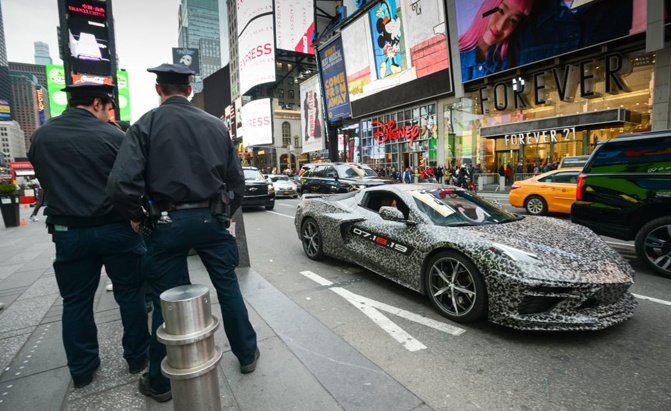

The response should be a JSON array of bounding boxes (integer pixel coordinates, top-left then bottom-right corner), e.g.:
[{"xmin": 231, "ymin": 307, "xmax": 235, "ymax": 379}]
[
  {"xmin": 240, "ymin": 349, "xmax": 260, "ymax": 374},
  {"xmin": 73, "ymin": 357, "xmax": 100, "ymax": 388},
  {"xmin": 129, "ymin": 357, "xmax": 148, "ymax": 374},
  {"xmin": 138, "ymin": 373, "xmax": 172, "ymax": 402}
]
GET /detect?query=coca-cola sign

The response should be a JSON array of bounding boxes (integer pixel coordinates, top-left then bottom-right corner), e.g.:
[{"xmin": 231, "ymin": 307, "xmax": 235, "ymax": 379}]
[{"xmin": 372, "ymin": 120, "xmax": 420, "ymax": 145}]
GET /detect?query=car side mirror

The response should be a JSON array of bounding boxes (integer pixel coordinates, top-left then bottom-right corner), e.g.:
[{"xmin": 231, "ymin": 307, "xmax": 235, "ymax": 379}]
[{"xmin": 379, "ymin": 206, "xmax": 405, "ymax": 222}]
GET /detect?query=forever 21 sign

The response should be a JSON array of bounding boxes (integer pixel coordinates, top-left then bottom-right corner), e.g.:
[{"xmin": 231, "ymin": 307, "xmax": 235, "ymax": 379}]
[{"xmin": 476, "ymin": 53, "xmax": 632, "ymax": 114}]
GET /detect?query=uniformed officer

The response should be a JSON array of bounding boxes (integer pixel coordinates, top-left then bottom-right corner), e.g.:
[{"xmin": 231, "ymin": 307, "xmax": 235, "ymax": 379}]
[
  {"xmin": 106, "ymin": 64, "xmax": 259, "ymax": 402},
  {"xmin": 28, "ymin": 83, "xmax": 150, "ymax": 388}
]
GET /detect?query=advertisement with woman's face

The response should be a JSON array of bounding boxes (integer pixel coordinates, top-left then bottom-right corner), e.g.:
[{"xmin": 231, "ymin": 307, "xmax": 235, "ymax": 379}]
[{"xmin": 456, "ymin": 0, "xmax": 645, "ymax": 83}]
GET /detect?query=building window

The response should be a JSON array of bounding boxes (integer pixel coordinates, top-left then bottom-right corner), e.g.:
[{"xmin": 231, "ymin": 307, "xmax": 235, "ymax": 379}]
[
  {"xmin": 288, "ymin": 89, "xmax": 295, "ymax": 100},
  {"xmin": 294, "ymin": 137, "xmax": 300, "ymax": 148},
  {"xmin": 282, "ymin": 122, "xmax": 291, "ymax": 147},
  {"xmin": 278, "ymin": 88, "xmax": 284, "ymax": 99}
]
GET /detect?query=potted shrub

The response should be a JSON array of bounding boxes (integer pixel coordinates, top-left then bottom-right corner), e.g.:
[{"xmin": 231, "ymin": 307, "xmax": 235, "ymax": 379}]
[{"xmin": 0, "ymin": 180, "xmax": 21, "ymax": 227}]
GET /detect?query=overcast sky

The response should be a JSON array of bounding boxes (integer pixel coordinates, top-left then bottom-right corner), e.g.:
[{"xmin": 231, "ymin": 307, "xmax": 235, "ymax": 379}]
[{"xmin": 2, "ymin": 0, "xmax": 183, "ymax": 122}]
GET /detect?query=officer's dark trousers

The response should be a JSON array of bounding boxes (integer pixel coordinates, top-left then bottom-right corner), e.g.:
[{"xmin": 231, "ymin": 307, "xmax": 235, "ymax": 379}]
[
  {"xmin": 52, "ymin": 222, "xmax": 150, "ymax": 384},
  {"xmin": 143, "ymin": 208, "xmax": 257, "ymax": 392}
]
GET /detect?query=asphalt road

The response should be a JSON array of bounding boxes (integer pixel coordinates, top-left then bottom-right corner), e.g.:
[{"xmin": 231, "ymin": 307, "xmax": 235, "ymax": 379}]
[{"xmin": 242, "ymin": 195, "xmax": 671, "ymax": 411}]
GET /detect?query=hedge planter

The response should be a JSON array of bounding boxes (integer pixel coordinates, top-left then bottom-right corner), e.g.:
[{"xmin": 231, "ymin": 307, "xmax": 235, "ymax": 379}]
[{"xmin": 0, "ymin": 193, "xmax": 21, "ymax": 228}]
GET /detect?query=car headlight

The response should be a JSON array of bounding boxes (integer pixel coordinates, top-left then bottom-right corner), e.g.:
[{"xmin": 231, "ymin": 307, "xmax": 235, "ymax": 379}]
[
  {"xmin": 268, "ymin": 184, "xmax": 274, "ymax": 194},
  {"xmin": 491, "ymin": 243, "xmax": 540, "ymax": 263}
]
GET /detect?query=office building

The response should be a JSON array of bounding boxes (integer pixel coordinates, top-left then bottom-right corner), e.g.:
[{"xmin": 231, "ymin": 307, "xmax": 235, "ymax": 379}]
[
  {"xmin": 9, "ymin": 72, "xmax": 41, "ymax": 151},
  {"xmin": 0, "ymin": 121, "xmax": 27, "ymax": 163},
  {"xmin": 178, "ymin": 0, "xmax": 221, "ymax": 80},
  {"xmin": 0, "ymin": 0, "xmax": 13, "ymax": 122},
  {"xmin": 34, "ymin": 41, "xmax": 52, "ymax": 65}
]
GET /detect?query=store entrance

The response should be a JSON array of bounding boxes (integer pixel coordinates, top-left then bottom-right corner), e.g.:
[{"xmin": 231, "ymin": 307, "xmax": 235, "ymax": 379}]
[
  {"xmin": 495, "ymin": 150, "xmax": 520, "ymax": 176},
  {"xmin": 403, "ymin": 152, "xmax": 419, "ymax": 172}
]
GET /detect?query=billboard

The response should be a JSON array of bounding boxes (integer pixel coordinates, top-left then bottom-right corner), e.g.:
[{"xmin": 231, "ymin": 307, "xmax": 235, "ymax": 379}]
[
  {"xmin": 36, "ymin": 87, "xmax": 46, "ymax": 126},
  {"xmin": 241, "ymin": 98, "xmax": 273, "ymax": 147},
  {"xmin": 455, "ymin": 0, "xmax": 646, "ymax": 82},
  {"xmin": 116, "ymin": 70, "xmax": 131, "ymax": 122},
  {"xmin": 238, "ymin": 14, "xmax": 275, "ymax": 95},
  {"xmin": 275, "ymin": 0, "xmax": 315, "ymax": 54},
  {"xmin": 0, "ymin": 99, "xmax": 11, "ymax": 121},
  {"xmin": 172, "ymin": 48, "xmax": 200, "ymax": 75},
  {"xmin": 46, "ymin": 64, "xmax": 67, "ymax": 117},
  {"xmin": 317, "ymin": 37, "xmax": 351, "ymax": 122},
  {"xmin": 341, "ymin": 0, "xmax": 451, "ymax": 116},
  {"xmin": 66, "ymin": 0, "xmax": 112, "ymax": 76},
  {"xmin": 300, "ymin": 75, "xmax": 325, "ymax": 153},
  {"xmin": 237, "ymin": 0, "xmax": 272, "ymax": 36}
]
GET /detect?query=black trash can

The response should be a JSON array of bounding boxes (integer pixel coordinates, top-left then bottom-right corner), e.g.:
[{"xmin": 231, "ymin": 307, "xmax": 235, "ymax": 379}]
[{"xmin": 0, "ymin": 194, "xmax": 21, "ymax": 228}]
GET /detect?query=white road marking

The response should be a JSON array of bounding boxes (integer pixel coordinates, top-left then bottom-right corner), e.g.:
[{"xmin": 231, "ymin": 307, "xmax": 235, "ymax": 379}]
[
  {"xmin": 300, "ymin": 270, "xmax": 465, "ymax": 352},
  {"xmin": 633, "ymin": 293, "xmax": 671, "ymax": 306},
  {"xmin": 264, "ymin": 210, "xmax": 295, "ymax": 219},
  {"xmin": 276, "ymin": 203, "xmax": 297, "ymax": 208}
]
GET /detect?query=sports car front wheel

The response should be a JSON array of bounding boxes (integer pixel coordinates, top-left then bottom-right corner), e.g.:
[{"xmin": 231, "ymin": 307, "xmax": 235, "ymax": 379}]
[
  {"xmin": 423, "ymin": 250, "xmax": 487, "ymax": 323},
  {"xmin": 301, "ymin": 218, "xmax": 324, "ymax": 260}
]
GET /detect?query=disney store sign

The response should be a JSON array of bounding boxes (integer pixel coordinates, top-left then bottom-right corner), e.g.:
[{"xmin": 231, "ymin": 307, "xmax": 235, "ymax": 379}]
[
  {"xmin": 504, "ymin": 127, "xmax": 577, "ymax": 146},
  {"xmin": 372, "ymin": 120, "xmax": 420, "ymax": 145}
]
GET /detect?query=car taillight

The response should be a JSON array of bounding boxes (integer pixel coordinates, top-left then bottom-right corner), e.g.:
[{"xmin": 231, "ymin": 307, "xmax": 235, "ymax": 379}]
[
  {"xmin": 576, "ymin": 174, "xmax": 585, "ymax": 201},
  {"xmin": 511, "ymin": 183, "xmax": 521, "ymax": 190}
]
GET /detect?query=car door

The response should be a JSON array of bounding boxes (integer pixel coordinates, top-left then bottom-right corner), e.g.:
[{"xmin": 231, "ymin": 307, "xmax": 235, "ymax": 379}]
[
  {"xmin": 305, "ymin": 166, "xmax": 328, "ymax": 193},
  {"xmin": 548, "ymin": 171, "xmax": 579, "ymax": 213},
  {"xmin": 344, "ymin": 193, "xmax": 416, "ymax": 281}
]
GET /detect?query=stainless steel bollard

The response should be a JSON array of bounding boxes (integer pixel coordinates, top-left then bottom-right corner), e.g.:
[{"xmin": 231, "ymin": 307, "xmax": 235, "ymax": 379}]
[{"xmin": 157, "ymin": 284, "xmax": 223, "ymax": 411}]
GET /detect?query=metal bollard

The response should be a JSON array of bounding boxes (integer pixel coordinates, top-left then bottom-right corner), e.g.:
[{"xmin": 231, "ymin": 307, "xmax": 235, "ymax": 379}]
[{"xmin": 157, "ymin": 284, "xmax": 223, "ymax": 411}]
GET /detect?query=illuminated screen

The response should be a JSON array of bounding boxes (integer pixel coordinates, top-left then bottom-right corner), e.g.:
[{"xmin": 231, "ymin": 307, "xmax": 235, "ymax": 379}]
[{"xmin": 66, "ymin": 0, "xmax": 111, "ymax": 75}]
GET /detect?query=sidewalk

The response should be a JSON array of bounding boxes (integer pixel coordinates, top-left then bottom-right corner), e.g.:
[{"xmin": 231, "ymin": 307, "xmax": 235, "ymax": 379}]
[{"xmin": 0, "ymin": 207, "xmax": 430, "ymax": 411}]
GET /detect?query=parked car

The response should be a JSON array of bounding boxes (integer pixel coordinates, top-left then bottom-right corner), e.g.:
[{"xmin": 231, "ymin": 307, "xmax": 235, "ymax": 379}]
[
  {"xmin": 242, "ymin": 166, "xmax": 275, "ymax": 210},
  {"xmin": 298, "ymin": 162, "xmax": 396, "ymax": 194},
  {"xmin": 267, "ymin": 174, "xmax": 299, "ymax": 198},
  {"xmin": 509, "ymin": 167, "xmax": 582, "ymax": 215},
  {"xmin": 295, "ymin": 184, "xmax": 636, "ymax": 330},
  {"xmin": 571, "ymin": 130, "xmax": 671, "ymax": 278},
  {"xmin": 558, "ymin": 155, "xmax": 590, "ymax": 169}
]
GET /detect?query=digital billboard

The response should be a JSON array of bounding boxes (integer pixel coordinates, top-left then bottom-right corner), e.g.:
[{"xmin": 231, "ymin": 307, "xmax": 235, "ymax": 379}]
[
  {"xmin": 237, "ymin": 0, "xmax": 272, "ymax": 36},
  {"xmin": 0, "ymin": 99, "xmax": 11, "ymax": 121},
  {"xmin": 341, "ymin": 0, "xmax": 451, "ymax": 117},
  {"xmin": 36, "ymin": 87, "xmax": 46, "ymax": 125},
  {"xmin": 455, "ymin": 0, "xmax": 646, "ymax": 82},
  {"xmin": 275, "ymin": 0, "xmax": 315, "ymax": 54},
  {"xmin": 116, "ymin": 70, "xmax": 131, "ymax": 122},
  {"xmin": 241, "ymin": 98, "xmax": 272, "ymax": 147},
  {"xmin": 238, "ymin": 14, "xmax": 275, "ymax": 96},
  {"xmin": 46, "ymin": 64, "xmax": 67, "ymax": 117},
  {"xmin": 300, "ymin": 75, "xmax": 325, "ymax": 153},
  {"xmin": 66, "ymin": 0, "xmax": 111, "ymax": 76},
  {"xmin": 317, "ymin": 37, "xmax": 351, "ymax": 122},
  {"xmin": 172, "ymin": 48, "xmax": 200, "ymax": 75}
]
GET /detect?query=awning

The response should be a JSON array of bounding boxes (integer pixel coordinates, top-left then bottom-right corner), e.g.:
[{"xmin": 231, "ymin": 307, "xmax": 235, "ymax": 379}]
[{"xmin": 479, "ymin": 108, "xmax": 641, "ymax": 138}]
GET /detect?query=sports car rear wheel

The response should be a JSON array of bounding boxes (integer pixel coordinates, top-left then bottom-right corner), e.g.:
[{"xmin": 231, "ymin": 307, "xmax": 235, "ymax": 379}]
[
  {"xmin": 423, "ymin": 250, "xmax": 487, "ymax": 323},
  {"xmin": 301, "ymin": 218, "xmax": 324, "ymax": 260}
]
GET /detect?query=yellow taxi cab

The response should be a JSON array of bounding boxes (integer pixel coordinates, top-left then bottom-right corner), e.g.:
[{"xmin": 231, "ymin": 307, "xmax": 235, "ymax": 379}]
[{"xmin": 508, "ymin": 167, "xmax": 583, "ymax": 215}]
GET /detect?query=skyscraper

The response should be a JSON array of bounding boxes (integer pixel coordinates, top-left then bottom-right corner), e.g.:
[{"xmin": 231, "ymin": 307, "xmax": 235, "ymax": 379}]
[
  {"xmin": 8, "ymin": 62, "xmax": 51, "ymax": 122},
  {"xmin": 34, "ymin": 41, "xmax": 52, "ymax": 65},
  {"xmin": 0, "ymin": 0, "xmax": 14, "ymax": 122},
  {"xmin": 178, "ymin": 0, "xmax": 222, "ymax": 79},
  {"xmin": 9, "ymin": 72, "xmax": 41, "ymax": 151}
]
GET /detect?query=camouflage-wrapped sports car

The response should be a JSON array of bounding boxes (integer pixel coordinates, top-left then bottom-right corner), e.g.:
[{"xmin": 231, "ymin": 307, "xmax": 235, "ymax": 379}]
[{"xmin": 295, "ymin": 184, "xmax": 637, "ymax": 331}]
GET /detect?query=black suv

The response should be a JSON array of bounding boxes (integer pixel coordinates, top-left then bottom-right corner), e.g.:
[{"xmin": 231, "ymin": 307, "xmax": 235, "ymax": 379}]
[
  {"xmin": 571, "ymin": 131, "xmax": 671, "ymax": 277},
  {"xmin": 242, "ymin": 166, "xmax": 275, "ymax": 210},
  {"xmin": 298, "ymin": 162, "xmax": 396, "ymax": 194}
]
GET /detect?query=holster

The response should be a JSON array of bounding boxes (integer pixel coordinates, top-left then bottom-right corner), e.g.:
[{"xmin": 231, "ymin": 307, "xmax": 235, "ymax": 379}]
[{"xmin": 209, "ymin": 186, "xmax": 233, "ymax": 228}]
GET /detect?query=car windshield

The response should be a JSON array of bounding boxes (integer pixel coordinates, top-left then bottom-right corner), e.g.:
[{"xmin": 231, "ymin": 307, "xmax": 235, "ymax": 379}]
[
  {"xmin": 243, "ymin": 169, "xmax": 265, "ymax": 181},
  {"xmin": 270, "ymin": 175, "xmax": 290, "ymax": 182},
  {"xmin": 410, "ymin": 188, "xmax": 519, "ymax": 226},
  {"xmin": 334, "ymin": 164, "xmax": 378, "ymax": 178}
]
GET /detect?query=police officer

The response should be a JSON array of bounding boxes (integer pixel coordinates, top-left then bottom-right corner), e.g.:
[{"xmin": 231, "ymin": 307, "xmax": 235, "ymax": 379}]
[
  {"xmin": 28, "ymin": 83, "xmax": 150, "ymax": 388},
  {"xmin": 106, "ymin": 64, "xmax": 259, "ymax": 402}
]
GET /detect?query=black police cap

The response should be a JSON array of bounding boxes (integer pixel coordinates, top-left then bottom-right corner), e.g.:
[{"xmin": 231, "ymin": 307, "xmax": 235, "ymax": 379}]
[
  {"xmin": 61, "ymin": 82, "xmax": 115, "ymax": 100},
  {"xmin": 147, "ymin": 63, "xmax": 195, "ymax": 85}
]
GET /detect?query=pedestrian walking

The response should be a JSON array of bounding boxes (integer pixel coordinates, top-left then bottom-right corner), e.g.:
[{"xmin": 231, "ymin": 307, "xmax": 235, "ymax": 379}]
[
  {"xmin": 106, "ymin": 64, "xmax": 259, "ymax": 403},
  {"xmin": 28, "ymin": 83, "xmax": 150, "ymax": 389},
  {"xmin": 30, "ymin": 183, "xmax": 44, "ymax": 221}
]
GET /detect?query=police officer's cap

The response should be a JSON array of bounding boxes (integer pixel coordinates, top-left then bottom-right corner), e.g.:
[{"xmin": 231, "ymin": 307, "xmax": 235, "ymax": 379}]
[
  {"xmin": 61, "ymin": 82, "xmax": 115, "ymax": 100},
  {"xmin": 147, "ymin": 63, "xmax": 195, "ymax": 85}
]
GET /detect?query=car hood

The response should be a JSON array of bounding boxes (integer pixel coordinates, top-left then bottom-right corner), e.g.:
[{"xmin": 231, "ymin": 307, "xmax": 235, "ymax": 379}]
[{"xmin": 458, "ymin": 216, "xmax": 633, "ymax": 284}]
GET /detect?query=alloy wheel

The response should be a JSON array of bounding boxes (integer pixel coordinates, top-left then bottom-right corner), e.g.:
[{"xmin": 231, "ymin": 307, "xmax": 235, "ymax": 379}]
[
  {"xmin": 427, "ymin": 256, "xmax": 477, "ymax": 317},
  {"xmin": 525, "ymin": 196, "xmax": 545, "ymax": 215},
  {"xmin": 301, "ymin": 219, "xmax": 323, "ymax": 260},
  {"xmin": 642, "ymin": 223, "xmax": 671, "ymax": 275}
]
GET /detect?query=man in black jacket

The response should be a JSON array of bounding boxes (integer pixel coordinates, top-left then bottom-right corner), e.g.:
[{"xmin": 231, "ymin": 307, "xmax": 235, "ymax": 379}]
[
  {"xmin": 106, "ymin": 64, "xmax": 258, "ymax": 402},
  {"xmin": 28, "ymin": 83, "xmax": 150, "ymax": 389}
]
